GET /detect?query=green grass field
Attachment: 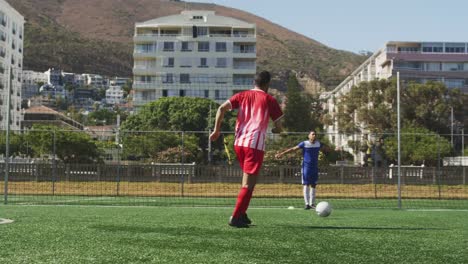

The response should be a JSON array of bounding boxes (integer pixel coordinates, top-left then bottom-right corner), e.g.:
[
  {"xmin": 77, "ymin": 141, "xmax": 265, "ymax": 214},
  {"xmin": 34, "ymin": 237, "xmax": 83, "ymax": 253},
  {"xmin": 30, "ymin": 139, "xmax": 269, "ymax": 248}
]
[{"xmin": 1, "ymin": 204, "xmax": 467, "ymax": 263}]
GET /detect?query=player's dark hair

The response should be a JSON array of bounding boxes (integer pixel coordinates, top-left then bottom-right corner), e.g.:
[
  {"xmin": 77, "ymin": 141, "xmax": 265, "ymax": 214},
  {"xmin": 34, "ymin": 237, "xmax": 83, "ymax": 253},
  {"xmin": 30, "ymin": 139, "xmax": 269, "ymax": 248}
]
[{"xmin": 254, "ymin": 71, "xmax": 271, "ymax": 88}]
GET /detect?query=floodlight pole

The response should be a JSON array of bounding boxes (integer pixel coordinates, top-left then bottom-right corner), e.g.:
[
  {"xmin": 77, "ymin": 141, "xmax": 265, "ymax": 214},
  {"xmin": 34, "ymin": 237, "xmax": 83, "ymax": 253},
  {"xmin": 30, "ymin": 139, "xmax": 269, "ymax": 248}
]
[
  {"xmin": 397, "ymin": 72, "xmax": 402, "ymax": 209},
  {"xmin": 4, "ymin": 67, "xmax": 12, "ymax": 205}
]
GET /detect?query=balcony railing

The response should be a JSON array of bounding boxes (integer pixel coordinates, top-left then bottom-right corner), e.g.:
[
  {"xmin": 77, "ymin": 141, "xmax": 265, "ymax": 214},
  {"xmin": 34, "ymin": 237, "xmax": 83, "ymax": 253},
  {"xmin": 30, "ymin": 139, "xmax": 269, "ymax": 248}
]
[
  {"xmin": 135, "ymin": 33, "xmax": 255, "ymax": 38},
  {"xmin": 233, "ymin": 48, "xmax": 256, "ymax": 53},
  {"xmin": 233, "ymin": 64, "xmax": 256, "ymax": 69}
]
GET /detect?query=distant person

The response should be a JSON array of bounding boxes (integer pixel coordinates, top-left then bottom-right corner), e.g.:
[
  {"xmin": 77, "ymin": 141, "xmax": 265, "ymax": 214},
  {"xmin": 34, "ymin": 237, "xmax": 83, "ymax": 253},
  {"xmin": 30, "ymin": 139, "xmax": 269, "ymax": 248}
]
[
  {"xmin": 210, "ymin": 71, "xmax": 283, "ymax": 228},
  {"xmin": 275, "ymin": 130, "xmax": 328, "ymax": 209}
]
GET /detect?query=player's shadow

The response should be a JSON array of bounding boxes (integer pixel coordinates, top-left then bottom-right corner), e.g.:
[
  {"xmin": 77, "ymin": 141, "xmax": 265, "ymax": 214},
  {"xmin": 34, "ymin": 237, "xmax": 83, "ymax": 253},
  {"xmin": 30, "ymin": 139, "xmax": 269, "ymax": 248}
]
[{"xmin": 304, "ymin": 226, "xmax": 445, "ymax": 231}]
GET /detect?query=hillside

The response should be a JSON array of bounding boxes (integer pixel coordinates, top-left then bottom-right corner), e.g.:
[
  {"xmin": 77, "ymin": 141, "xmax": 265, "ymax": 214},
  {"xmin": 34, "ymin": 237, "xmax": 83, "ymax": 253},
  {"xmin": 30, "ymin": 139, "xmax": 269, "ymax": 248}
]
[{"xmin": 8, "ymin": 0, "xmax": 367, "ymax": 91}]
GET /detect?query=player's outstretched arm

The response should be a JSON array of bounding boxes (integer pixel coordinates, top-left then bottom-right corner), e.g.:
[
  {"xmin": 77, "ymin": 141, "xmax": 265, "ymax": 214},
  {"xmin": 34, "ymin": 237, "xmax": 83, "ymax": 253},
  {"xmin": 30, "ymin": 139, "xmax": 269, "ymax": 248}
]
[
  {"xmin": 210, "ymin": 101, "xmax": 231, "ymax": 141},
  {"xmin": 275, "ymin": 146, "xmax": 300, "ymax": 159}
]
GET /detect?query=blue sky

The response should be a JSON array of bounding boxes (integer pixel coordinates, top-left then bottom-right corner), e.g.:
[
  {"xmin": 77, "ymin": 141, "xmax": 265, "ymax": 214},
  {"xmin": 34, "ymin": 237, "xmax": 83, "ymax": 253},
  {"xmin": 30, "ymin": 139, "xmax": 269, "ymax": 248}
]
[{"xmin": 188, "ymin": 0, "xmax": 468, "ymax": 54}]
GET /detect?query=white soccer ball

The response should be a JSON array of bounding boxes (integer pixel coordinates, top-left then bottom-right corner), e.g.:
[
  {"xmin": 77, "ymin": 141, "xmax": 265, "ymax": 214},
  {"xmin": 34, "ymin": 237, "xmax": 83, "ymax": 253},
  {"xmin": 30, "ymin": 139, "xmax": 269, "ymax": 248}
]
[{"xmin": 315, "ymin": 201, "xmax": 332, "ymax": 217}]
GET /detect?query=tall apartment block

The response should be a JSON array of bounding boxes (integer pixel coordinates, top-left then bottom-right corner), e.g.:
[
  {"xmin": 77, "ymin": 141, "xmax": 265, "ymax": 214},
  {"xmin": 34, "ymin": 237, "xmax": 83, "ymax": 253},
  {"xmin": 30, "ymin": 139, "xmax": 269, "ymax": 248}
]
[
  {"xmin": 133, "ymin": 10, "xmax": 256, "ymax": 109},
  {"xmin": 322, "ymin": 41, "xmax": 468, "ymax": 161},
  {"xmin": 0, "ymin": 0, "xmax": 23, "ymax": 130}
]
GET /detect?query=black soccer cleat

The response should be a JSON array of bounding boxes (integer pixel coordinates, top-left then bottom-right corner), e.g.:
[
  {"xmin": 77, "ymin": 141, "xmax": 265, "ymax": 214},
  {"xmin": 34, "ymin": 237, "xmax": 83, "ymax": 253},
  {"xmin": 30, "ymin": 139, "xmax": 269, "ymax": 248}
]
[
  {"xmin": 228, "ymin": 216, "xmax": 249, "ymax": 228},
  {"xmin": 241, "ymin": 213, "xmax": 252, "ymax": 225},
  {"xmin": 304, "ymin": 205, "xmax": 312, "ymax": 210}
]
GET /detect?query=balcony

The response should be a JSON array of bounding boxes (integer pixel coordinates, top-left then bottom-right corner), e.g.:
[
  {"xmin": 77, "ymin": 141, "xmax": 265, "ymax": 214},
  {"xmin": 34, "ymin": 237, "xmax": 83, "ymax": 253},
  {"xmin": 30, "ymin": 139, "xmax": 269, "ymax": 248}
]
[
  {"xmin": 133, "ymin": 51, "xmax": 157, "ymax": 59},
  {"xmin": 134, "ymin": 33, "xmax": 256, "ymax": 39}
]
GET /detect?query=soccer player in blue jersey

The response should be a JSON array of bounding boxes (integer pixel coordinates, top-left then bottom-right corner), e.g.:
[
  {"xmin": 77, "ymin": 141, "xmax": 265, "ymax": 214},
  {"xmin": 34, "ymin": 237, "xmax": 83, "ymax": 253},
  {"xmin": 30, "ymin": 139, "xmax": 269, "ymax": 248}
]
[{"xmin": 275, "ymin": 130, "xmax": 326, "ymax": 210}]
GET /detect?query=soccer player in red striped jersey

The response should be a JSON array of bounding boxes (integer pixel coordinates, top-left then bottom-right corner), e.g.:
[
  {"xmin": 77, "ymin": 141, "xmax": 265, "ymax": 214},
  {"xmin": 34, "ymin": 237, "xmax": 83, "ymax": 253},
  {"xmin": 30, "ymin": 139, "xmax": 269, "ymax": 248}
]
[{"xmin": 210, "ymin": 71, "xmax": 283, "ymax": 228}]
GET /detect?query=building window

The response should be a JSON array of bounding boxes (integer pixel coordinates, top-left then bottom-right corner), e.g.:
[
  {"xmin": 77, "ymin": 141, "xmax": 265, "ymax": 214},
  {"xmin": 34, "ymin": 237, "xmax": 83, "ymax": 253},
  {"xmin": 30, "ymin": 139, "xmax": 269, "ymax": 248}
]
[
  {"xmin": 162, "ymin": 90, "xmax": 168, "ymax": 97},
  {"xmin": 216, "ymin": 42, "xmax": 227, "ymax": 52},
  {"xmin": 181, "ymin": 41, "xmax": 193, "ymax": 52},
  {"xmin": 197, "ymin": 27, "xmax": 208, "ymax": 36},
  {"xmin": 163, "ymin": 57, "xmax": 174, "ymax": 68},
  {"xmin": 180, "ymin": 74, "xmax": 190, "ymax": 83},
  {"xmin": 180, "ymin": 89, "xmax": 185, "ymax": 97},
  {"xmin": 163, "ymin": 42, "xmax": 174, "ymax": 51},
  {"xmin": 199, "ymin": 58, "xmax": 208, "ymax": 68},
  {"xmin": 198, "ymin": 42, "xmax": 210, "ymax": 52},
  {"xmin": 216, "ymin": 58, "xmax": 227, "ymax": 68},
  {"xmin": 204, "ymin": 90, "xmax": 209, "ymax": 98},
  {"xmin": 445, "ymin": 46, "xmax": 465, "ymax": 53},
  {"xmin": 163, "ymin": 74, "xmax": 174, "ymax": 83},
  {"xmin": 135, "ymin": 43, "xmax": 156, "ymax": 53},
  {"xmin": 397, "ymin": 47, "xmax": 419, "ymax": 53},
  {"xmin": 215, "ymin": 90, "xmax": 229, "ymax": 100}
]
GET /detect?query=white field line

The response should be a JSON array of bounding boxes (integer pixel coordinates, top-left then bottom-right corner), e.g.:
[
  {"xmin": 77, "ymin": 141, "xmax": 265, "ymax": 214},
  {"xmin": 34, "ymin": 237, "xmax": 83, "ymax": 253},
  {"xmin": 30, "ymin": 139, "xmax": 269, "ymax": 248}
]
[
  {"xmin": 405, "ymin": 209, "xmax": 468, "ymax": 212},
  {"xmin": 0, "ymin": 218, "xmax": 14, "ymax": 224}
]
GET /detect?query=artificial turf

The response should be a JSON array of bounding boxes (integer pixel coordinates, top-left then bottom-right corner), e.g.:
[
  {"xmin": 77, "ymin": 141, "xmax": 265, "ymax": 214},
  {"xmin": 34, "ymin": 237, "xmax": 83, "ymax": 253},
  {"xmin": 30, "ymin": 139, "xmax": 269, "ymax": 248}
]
[{"xmin": 0, "ymin": 205, "xmax": 467, "ymax": 263}]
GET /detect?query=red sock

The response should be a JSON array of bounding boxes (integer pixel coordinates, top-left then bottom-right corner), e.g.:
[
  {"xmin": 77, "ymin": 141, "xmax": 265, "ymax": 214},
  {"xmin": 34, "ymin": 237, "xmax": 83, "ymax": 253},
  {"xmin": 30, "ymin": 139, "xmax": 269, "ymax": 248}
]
[
  {"xmin": 232, "ymin": 187, "xmax": 249, "ymax": 218},
  {"xmin": 240, "ymin": 188, "xmax": 254, "ymax": 215}
]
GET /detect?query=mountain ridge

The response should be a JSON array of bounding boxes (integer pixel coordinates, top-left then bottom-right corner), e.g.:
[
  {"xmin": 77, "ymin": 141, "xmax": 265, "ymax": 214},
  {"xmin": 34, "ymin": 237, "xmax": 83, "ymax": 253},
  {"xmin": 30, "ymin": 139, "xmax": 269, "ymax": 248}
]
[{"xmin": 9, "ymin": 0, "xmax": 367, "ymax": 91}]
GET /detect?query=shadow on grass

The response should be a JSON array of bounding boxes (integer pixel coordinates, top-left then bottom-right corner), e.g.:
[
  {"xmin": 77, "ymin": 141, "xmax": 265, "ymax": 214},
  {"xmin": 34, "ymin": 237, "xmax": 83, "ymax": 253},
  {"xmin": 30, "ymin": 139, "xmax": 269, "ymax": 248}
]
[{"xmin": 299, "ymin": 226, "xmax": 445, "ymax": 231}]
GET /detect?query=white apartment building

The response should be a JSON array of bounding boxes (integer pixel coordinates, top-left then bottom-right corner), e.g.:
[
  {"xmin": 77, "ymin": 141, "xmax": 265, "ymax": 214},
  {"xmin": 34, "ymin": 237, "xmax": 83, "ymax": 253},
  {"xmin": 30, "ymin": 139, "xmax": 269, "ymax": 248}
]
[
  {"xmin": 321, "ymin": 41, "xmax": 468, "ymax": 163},
  {"xmin": 110, "ymin": 77, "xmax": 130, "ymax": 87},
  {"xmin": 22, "ymin": 70, "xmax": 47, "ymax": 99},
  {"xmin": 133, "ymin": 10, "xmax": 256, "ymax": 109},
  {"xmin": 322, "ymin": 41, "xmax": 468, "ymax": 163},
  {"xmin": 82, "ymin": 73, "xmax": 104, "ymax": 87},
  {"xmin": 44, "ymin": 68, "xmax": 63, "ymax": 87},
  {"xmin": 105, "ymin": 85, "xmax": 124, "ymax": 105},
  {"xmin": 0, "ymin": 0, "xmax": 23, "ymax": 130}
]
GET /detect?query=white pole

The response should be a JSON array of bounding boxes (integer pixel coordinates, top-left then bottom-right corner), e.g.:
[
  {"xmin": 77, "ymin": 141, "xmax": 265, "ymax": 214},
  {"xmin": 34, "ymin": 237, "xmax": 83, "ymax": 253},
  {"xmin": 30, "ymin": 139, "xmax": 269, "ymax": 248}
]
[
  {"xmin": 208, "ymin": 103, "xmax": 212, "ymax": 163},
  {"xmin": 4, "ymin": 67, "xmax": 12, "ymax": 204},
  {"xmin": 451, "ymin": 107, "xmax": 454, "ymax": 146},
  {"xmin": 397, "ymin": 72, "xmax": 402, "ymax": 209}
]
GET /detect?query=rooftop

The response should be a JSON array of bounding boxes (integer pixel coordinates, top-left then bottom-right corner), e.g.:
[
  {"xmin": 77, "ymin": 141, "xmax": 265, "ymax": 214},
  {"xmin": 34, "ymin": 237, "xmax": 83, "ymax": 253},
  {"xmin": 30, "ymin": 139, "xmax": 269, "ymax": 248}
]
[{"xmin": 136, "ymin": 10, "xmax": 255, "ymax": 28}]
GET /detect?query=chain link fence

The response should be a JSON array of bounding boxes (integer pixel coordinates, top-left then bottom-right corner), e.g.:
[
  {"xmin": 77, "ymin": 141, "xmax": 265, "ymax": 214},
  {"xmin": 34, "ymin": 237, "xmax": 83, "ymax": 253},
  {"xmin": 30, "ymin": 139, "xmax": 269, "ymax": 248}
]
[{"xmin": 1, "ymin": 129, "xmax": 466, "ymax": 209}]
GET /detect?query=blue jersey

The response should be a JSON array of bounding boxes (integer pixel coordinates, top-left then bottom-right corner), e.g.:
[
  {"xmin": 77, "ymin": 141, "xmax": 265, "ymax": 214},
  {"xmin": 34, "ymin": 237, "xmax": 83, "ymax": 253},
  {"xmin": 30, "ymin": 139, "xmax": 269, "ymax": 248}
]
[
  {"xmin": 298, "ymin": 140, "xmax": 321, "ymax": 167},
  {"xmin": 297, "ymin": 140, "xmax": 321, "ymax": 185}
]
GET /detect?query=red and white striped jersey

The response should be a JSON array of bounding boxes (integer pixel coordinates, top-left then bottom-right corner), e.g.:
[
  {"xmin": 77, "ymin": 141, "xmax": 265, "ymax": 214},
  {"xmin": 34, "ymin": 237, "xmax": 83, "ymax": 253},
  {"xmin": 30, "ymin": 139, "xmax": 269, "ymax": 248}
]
[{"xmin": 228, "ymin": 88, "xmax": 283, "ymax": 151}]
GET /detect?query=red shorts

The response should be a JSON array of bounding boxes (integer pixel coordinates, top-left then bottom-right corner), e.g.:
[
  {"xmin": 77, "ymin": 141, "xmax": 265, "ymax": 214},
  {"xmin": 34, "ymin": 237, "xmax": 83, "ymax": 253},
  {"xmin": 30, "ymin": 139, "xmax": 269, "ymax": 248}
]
[{"xmin": 234, "ymin": 146, "xmax": 265, "ymax": 175}]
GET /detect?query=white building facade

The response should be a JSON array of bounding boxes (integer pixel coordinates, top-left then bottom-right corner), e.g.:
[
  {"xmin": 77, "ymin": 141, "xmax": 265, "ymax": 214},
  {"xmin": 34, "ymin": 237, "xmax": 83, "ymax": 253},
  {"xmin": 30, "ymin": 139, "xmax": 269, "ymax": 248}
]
[
  {"xmin": 133, "ymin": 10, "xmax": 256, "ymax": 109},
  {"xmin": 322, "ymin": 41, "xmax": 468, "ymax": 163},
  {"xmin": 0, "ymin": 0, "xmax": 23, "ymax": 130},
  {"xmin": 22, "ymin": 70, "xmax": 47, "ymax": 99},
  {"xmin": 105, "ymin": 85, "xmax": 124, "ymax": 105}
]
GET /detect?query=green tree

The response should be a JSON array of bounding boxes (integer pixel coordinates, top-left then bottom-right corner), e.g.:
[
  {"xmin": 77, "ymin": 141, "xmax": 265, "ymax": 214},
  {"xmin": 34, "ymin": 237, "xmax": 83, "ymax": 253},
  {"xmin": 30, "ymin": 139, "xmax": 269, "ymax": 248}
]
[
  {"xmin": 121, "ymin": 97, "xmax": 236, "ymax": 164},
  {"xmin": 122, "ymin": 97, "xmax": 234, "ymax": 131},
  {"xmin": 283, "ymin": 75, "xmax": 318, "ymax": 132},
  {"xmin": 383, "ymin": 125, "xmax": 452, "ymax": 166},
  {"xmin": 25, "ymin": 125, "xmax": 103, "ymax": 163},
  {"xmin": 336, "ymin": 80, "xmax": 463, "ymax": 135},
  {"xmin": 122, "ymin": 80, "xmax": 132, "ymax": 98}
]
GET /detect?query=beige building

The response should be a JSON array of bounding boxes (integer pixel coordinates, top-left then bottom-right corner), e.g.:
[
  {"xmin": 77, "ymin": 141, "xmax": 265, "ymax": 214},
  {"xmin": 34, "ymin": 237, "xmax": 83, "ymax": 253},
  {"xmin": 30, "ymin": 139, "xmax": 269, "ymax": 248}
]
[
  {"xmin": 322, "ymin": 41, "xmax": 468, "ymax": 163},
  {"xmin": 0, "ymin": 0, "xmax": 24, "ymax": 130},
  {"xmin": 133, "ymin": 10, "xmax": 256, "ymax": 109}
]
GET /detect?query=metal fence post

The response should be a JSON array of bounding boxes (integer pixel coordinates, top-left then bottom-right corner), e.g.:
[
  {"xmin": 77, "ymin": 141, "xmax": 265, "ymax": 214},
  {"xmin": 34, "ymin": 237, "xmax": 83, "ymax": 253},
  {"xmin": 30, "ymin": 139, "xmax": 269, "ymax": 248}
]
[
  {"xmin": 180, "ymin": 131, "xmax": 185, "ymax": 197},
  {"xmin": 116, "ymin": 145, "xmax": 121, "ymax": 196},
  {"xmin": 52, "ymin": 130, "xmax": 56, "ymax": 195}
]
